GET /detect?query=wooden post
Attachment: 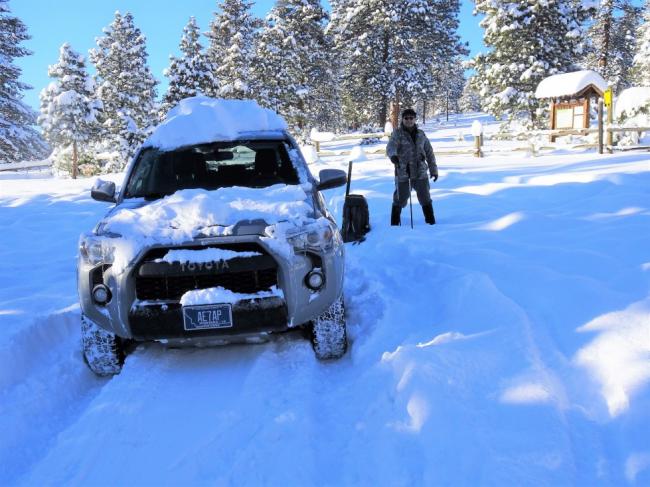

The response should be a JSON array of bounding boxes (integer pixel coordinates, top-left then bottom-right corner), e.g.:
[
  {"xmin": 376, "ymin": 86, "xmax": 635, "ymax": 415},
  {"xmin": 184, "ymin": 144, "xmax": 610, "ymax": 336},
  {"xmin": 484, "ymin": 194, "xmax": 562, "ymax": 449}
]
[
  {"xmin": 598, "ymin": 99, "xmax": 604, "ymax": 155},
  {"xmin": 550, "ymin": 101, "xmax": 556, "ymax": 143},
  {"xmin": 606, "ymin": 99, "xmax": 613, "ymax": 154},
  {"xmin": 474, "ymin": 136, "xmax": 482, "ymax": 157},
  {"xmin": 72, "ymin": 140, "xmax": 78, "ymax": 180},
  {"xmin": 314, "ymin": 140, "xmax": 320, "ymax": 153}
]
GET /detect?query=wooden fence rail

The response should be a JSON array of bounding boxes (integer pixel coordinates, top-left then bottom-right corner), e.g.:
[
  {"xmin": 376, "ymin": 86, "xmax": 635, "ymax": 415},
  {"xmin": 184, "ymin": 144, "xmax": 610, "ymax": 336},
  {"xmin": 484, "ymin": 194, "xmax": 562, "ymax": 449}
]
[
  {"xmin": 313, "ymin": 126, "xmax": 649, "ymax": 158},
  {"xmin": 0, "ymin": 159, "xmax": 51, "ymax": 172}
]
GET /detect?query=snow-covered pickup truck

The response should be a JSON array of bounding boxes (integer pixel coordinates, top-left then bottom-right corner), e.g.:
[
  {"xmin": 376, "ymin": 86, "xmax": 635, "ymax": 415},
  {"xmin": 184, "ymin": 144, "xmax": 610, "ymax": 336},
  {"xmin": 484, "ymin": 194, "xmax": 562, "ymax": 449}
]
[{"xmin": 78, "ymin": 97, "xmax": 348, "ymax": 375}]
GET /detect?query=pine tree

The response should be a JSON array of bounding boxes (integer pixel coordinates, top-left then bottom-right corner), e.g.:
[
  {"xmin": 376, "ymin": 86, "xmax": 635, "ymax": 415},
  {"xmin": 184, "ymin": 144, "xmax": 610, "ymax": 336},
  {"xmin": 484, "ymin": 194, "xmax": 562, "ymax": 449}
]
[
  {"xmin": 328, "ymin": 0, "xmax": 466, "ymax": 127},
  {"xmin": 252, "ymin": 0, "xmax": 339, "ymax": 134},
  {"xmin": 470, "ymin": 0, "xmax": 589, "ymax": 126},
  {"xmin": 90, "ymin": 11, "xmax": 158, "ymax": 171},
  {"xmin": 459, "ymin": 78, "xmax": 482, "ymax": 113},
  {"xmin": 38, "ymin": 43, "xmax": 101, "ymax": 178},
  {"xmin": 431, "ymin": 57, "xmax": 466, "ymax": 120},
  {"xmin": 162, "ymin": 17, "xmax": 219, "ymax": 117},
  {"xmin": 0, "ymin": 0, "xmax": 48, "ymax": 163},
  {"xmin": 206, "ymin": 0, "xmax": 261, "ymax": 99},
  {"xmin": 633, "ymin": 0, "xmax": 650, "ymax": 85},
  {"xmin": 581, "ymin": 0, "xmax": 640, "ymax": 92}
]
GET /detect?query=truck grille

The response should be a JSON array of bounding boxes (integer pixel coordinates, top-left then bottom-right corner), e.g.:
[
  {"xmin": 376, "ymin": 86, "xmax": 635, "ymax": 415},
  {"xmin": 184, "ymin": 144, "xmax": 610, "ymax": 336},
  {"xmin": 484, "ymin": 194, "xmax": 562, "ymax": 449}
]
[
  {"xmin": 134, "ymin": 243, "xmax": 278, "ymax": 301},
  {"xmin": 135, "ymin": 268, "xmax": 278, "ymax": 301}
]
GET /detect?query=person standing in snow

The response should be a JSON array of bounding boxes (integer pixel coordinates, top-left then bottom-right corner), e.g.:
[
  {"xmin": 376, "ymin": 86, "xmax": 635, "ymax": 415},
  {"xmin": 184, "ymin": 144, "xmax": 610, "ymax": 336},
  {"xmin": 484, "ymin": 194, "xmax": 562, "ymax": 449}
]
[{"xmin": 386, "ymin": 108, "xmax": 438, "ymax": 225}]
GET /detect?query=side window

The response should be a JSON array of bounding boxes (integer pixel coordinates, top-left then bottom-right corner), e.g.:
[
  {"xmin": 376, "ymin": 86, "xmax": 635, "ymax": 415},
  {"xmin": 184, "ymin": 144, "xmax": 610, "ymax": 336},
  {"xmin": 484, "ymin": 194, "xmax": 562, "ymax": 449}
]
[{"xmin": 125, "ymin": 151, "xmax": 156, "ymax": 197}]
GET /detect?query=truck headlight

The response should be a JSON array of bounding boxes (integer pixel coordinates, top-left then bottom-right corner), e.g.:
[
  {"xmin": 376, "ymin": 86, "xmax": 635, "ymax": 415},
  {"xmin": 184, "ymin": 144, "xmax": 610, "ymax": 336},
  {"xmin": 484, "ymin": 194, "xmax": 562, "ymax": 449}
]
[
  {"xmin": 79, "ymin": 234, "xmax": 116, "ymax": 265},
  {"xmin": 288, "ymin": 223, "xmax": 335, "ymax": 252}
]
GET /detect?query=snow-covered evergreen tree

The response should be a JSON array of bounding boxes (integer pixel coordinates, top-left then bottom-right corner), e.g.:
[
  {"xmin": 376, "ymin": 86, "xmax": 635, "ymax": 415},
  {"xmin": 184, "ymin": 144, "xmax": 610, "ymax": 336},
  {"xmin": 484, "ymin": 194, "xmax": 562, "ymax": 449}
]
[
  {"xmin": 581, "ymin": 0, "xmax": 639, "ymax": 92},
  {"xmin": 252, "ymin": 0, "xmax": 339, "ymax": 134},
  {"xmin": 90, "ymin": 11, "xmax": 158, "ymax": 171},
  {"xmin": 633, "ymin": 0, "xmax": 650, "ymax": 85},
  {"xmin": 328, "ymin": 0, "xmax": 465, "ymax": 127},
  {"xmin": 206, "ymin": 0, "xmax": 260, "ymax": 99},
  {"xmin": 459, "ymin": 78, "xmax": 482, "ymax": 113},
  {"xmin": 162, "ymin": 16, "xmax": 219, "ymax": 117},
  {"xmin": 38, "ymin": 43, "xmax": 101, "ymax": 178},
  {"xmin": 470, "ymin": 0, "xmax": 589, "ymax": 126},
  {"xmin": 0, "ymin": 0, "xmax": 48, "ymax": 163},
  {"xmin": 431, "ymin": 57, "xmax": 466, "ymax": 120}
]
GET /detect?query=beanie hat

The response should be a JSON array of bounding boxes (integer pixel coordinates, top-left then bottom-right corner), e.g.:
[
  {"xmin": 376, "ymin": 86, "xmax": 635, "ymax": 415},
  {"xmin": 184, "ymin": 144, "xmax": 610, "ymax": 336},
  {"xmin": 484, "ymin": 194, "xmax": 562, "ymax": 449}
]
[{"xmin": 401, "ymin": 108, "xmax": 416, "ymax": 118}]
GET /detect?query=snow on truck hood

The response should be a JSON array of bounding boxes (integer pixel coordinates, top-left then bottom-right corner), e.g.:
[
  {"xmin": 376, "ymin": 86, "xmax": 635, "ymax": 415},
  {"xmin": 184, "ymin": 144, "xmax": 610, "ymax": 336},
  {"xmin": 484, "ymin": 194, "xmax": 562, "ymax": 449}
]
[
  {"xmin": 98, "ymin": 184, "xmax": 315, "ymax": 274},
  {"xmin": 142, "ymin": 97, "xmax": 288, "ymax": 151}
]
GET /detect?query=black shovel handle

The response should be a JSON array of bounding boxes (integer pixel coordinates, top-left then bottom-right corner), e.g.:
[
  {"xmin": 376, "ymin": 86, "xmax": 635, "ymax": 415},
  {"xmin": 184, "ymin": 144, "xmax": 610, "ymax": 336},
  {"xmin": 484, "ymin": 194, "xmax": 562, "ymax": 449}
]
[{"xmin": 345, "ymin": 160, "xmax": 353, "ymax": 197}]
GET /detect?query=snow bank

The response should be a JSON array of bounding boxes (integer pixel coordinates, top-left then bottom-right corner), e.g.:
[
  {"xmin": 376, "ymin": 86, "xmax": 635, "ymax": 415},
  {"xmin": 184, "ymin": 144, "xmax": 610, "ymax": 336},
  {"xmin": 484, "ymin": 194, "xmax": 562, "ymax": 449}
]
[
  {"xmin": 349, "ymin": 145, "xmax": 368, "ymax": 161},
  {"xmin": 101, "ymin": 185, "xmax": 312, "ymax": 273},
  {"xmin": 180, "ymin": 285, "xmax": 284, "ymax": 306},
  {"xmin": 143, "ymin": 97, "xmax": 288, "ymax": 151},
  {"xmin": 535, "ymin": 70, "xmax": 607, "ymax": 98},
  {"xmin": 614, "ymin": 87, "xmax": 650, "ymax": 123},
  {"xmin": 309, "ymin": 128, "xmax": 336, "ymax": 142}
]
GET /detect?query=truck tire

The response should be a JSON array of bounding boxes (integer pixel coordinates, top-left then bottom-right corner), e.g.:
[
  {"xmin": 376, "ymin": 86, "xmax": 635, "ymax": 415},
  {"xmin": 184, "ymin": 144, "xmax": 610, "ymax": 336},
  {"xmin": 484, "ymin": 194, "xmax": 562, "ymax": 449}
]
[
  {"xmin": 311, "ymin": 296, "xmax": 347, "ymax": 360},
  {"xmin": 81, "ymin": 313, "xmax": 125, "ymax": 376}
]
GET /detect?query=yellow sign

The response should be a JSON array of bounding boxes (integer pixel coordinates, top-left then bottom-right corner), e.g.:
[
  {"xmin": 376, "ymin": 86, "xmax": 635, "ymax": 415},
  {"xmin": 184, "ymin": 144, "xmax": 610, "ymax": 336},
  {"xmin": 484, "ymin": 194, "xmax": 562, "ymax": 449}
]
[{"xmin": 604, "ymin": 88, "xmax": 612, "ymax": 107}]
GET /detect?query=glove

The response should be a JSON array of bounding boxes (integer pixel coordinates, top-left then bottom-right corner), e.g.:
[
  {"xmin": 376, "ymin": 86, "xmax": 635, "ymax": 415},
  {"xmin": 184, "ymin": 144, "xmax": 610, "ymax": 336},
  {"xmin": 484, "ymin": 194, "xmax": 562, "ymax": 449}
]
[
  {"xmin": 390, "ymin": 155, "xmax": 399, "ymax": 166},
  {"xmin": 430, "ymin": 167, "xmax": 439, "ymax": 182}
]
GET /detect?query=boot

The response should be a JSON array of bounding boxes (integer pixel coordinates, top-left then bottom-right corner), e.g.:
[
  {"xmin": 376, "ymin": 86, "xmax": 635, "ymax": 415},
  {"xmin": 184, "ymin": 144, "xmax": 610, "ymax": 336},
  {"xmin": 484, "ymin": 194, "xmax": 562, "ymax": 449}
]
[
  {"xmin": 390, "ymin": 205, "xmax": 401, "ymax": 226},
  {"xmin": 422, "ymin": 203, "xmax": 435, "ymax": 225}
]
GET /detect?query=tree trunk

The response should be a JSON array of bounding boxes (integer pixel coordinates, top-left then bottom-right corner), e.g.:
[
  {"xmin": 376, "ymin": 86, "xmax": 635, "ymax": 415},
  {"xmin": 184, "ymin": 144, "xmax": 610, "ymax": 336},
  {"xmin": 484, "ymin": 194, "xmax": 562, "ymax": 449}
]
[
  {"xmin": 379, "ymin": 98, "xmax": 388, "ymax": 128},
  {"xmin": 423, "ymin": 100, "xmax": 427, "ymax": 123},
  {"xmin": 378, "ymin": 30, "xmax": 390, "ymax": 127},
  {"xmin": 390, "ymin": 93, "xmax": 400, "ymax": 130},
  {"xmin": 446, "ymin": 90, "xmax": 449, "ymax": 121},
  {"xmin": 599, "ymin": 4, "xmax": 613, "ymax": 73},
  {"xmin": 72, "ymin": 140, "xmax": 78, "ymax": 180}
]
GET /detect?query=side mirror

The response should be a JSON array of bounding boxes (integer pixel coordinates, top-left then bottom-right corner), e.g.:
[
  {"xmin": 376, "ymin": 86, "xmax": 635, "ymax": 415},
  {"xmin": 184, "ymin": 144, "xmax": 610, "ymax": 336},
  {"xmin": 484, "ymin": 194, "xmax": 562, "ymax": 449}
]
[
  {"xmin": 317, "ymin": 169, "xmax": 347, "ymax": 191},
  {"xmin": 91, "ymin": 179, "xmax": 117, "ymax": 203}
]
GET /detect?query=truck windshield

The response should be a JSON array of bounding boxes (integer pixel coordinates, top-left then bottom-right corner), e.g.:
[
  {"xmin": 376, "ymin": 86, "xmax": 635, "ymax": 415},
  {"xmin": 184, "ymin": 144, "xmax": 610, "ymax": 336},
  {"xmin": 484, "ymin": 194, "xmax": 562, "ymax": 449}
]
[{"xmin": 124, "ymin": 140, "xmax": 300, "ymax": 199}]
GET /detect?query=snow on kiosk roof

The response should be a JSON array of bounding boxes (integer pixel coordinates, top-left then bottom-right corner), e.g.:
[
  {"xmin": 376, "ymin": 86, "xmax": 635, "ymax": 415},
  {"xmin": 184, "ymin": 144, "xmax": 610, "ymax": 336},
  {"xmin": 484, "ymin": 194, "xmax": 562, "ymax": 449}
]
[
  {"xmin": 143, "ymin": 97, "xmax": 289, "ymax": 151},
  {"xmin": 535, "ymin": 70, "xmax": 608, "ymax": 100}
]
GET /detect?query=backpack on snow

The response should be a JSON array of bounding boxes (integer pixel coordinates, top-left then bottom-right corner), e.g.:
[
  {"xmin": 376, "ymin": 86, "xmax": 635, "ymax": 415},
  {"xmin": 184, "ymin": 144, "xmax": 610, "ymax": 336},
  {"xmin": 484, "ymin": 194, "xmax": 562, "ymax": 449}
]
[{"xmin": 341, "ymin": 160, "xmax": 370, "ymax": 243}]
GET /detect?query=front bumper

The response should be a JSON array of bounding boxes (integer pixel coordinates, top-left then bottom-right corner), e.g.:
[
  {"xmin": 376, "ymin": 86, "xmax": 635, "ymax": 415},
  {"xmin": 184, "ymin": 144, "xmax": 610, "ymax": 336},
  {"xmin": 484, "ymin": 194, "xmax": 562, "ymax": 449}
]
[
  {"xmin": 78, "ymin": 235, "xmax": 344, "ymax": 341},
  {"xmin": 129, "ymin": 297, "xmax": 288, "ymax": 340}
]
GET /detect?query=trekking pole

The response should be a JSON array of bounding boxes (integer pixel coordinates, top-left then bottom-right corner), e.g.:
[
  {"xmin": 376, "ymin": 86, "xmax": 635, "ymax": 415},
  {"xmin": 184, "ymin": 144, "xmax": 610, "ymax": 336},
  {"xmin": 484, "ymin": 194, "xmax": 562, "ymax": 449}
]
[
  {"xmin": 394, "ymin": 164, "xmax": 401, "ymax": 226},
  {"xmin": 406, "ymin": 164, "xmax": 414, "ymax": 229}
]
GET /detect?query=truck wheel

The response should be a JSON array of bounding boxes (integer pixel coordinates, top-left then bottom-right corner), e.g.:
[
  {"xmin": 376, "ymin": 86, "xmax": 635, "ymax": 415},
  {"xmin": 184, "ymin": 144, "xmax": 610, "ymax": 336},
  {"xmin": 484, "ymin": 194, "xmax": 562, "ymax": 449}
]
[
  {"xmin": 81, "ymin": 313, "xmax": 125, "ymax": 376},
  {"xmin": 311, "ymin": 296, "xmax": 347, "ymax": 360}
]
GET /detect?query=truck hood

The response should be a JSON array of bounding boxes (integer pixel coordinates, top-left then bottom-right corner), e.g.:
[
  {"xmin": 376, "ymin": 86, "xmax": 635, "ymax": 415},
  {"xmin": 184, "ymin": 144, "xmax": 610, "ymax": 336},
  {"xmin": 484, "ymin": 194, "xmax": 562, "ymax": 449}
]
[
  {"xmin": 94, "ymin": 185, "xmax": 316, "ymax": 274},
  {"xmin": 101, "ymin": 185, "xmax": 314, "ymax": 239}
]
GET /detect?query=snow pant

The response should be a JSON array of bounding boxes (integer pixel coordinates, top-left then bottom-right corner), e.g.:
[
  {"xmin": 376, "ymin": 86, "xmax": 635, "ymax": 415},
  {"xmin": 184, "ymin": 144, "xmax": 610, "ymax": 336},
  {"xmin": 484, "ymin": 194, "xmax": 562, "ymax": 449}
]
[{"xmin": 393, "ymin": 178, "xmax": 431, "ymax": 208}]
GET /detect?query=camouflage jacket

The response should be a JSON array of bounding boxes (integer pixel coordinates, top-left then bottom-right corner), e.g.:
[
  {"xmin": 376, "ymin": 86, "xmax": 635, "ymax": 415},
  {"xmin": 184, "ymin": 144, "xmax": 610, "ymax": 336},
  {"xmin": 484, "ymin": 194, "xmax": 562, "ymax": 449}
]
[{"xmin": 386, "ymin": 125, "xmax": 437, "ymax": 182}]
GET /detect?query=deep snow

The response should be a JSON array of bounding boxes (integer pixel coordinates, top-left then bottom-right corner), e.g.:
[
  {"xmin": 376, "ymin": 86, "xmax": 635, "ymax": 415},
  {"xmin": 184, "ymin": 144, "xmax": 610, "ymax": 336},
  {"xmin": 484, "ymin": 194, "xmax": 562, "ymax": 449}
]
[{"xmin": 1, "ymin": 113, "xmax": 649, "ymax": 486}]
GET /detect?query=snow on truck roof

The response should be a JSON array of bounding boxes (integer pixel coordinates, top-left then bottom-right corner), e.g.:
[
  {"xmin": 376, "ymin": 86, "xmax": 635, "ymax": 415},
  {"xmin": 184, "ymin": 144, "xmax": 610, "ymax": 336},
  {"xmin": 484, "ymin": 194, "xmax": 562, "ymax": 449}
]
[
  {"xmin": 142, "ymin": 97, "xmax": 289, "ymax": 151},
  {"xmin": 535, "ymin": 70, "xmax": 608, "ymax": 99}
]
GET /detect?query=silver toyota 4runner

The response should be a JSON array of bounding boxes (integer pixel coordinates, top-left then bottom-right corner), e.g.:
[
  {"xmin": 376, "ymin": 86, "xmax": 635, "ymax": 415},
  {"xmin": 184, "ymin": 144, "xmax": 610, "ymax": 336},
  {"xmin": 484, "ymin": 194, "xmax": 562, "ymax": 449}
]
[{"xmin": 78, "ymin": 105, "xmax": 348, "ymax": 376}]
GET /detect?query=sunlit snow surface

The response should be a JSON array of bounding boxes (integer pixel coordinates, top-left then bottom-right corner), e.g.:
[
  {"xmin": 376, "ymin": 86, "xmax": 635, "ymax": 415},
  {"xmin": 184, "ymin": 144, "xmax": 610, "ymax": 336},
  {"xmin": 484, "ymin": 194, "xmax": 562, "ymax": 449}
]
[{"xmin": 1, "ymin": 113, "xmax": 650, "ymax": 485}]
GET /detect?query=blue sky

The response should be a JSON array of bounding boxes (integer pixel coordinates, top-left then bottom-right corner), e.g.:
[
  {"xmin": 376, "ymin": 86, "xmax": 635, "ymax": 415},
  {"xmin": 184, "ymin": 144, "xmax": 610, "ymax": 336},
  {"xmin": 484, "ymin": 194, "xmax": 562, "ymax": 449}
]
[{"xmin": 12, "ymin": 0, "xmax": 484, "ymax": 112}]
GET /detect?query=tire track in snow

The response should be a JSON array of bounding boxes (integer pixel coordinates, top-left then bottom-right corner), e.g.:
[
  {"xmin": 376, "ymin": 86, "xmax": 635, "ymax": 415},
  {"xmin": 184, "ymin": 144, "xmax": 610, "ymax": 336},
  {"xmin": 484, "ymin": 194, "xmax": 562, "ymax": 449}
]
[{"xmin": 0, "ymin": 309, "xmax": 109, "ymax": 485}]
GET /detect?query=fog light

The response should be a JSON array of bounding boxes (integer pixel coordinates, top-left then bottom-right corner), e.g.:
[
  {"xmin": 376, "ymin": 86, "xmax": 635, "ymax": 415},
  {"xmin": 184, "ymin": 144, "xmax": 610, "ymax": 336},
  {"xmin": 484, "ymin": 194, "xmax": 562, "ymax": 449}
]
[
  {"xmin": 92, "ymin": 284, "xmax": 111, "ymax": 304},
  {"xmin": 305, "ymin": 270, "xmax": 324, "ymax": 291}
]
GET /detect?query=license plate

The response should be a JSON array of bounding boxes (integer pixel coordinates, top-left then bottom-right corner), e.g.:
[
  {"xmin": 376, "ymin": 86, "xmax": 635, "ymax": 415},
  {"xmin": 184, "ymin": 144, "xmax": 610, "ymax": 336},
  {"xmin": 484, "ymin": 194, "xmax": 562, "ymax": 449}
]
[{"xmin": 183, "ymin": 304, "xmax": 233, "ymax": 331}]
